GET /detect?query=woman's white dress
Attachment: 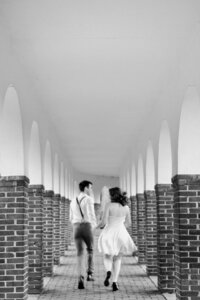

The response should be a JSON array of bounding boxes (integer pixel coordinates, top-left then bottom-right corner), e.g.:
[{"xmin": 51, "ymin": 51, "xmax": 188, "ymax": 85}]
[{"xmin": 98, "ymin": 215, "xmax": 137, "ymax": 256}]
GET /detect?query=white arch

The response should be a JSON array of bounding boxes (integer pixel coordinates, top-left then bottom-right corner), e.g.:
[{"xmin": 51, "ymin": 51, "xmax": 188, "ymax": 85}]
[
  {"xmin": 123, "ymin": 170, "xmax": 126, "ymax": 192},
  {"xmin": 126, "ymin": 167, "xmax": 131, "ymax": 197},
  {"xmin": 53, "ymin": 153, "xmax": 59, "ymax": 194},
  {"xmin": 28, "ymin": 121, "xmax": 42, "ymax": 184},
  {"xmin": 137, "ymin": 155, "xmax": 144, "ymax": 193},
  {"xmin": 74, "ymin": 180, "xmax": 79, "ymax": 198},
  {"xmin": 68, "ymin": 172, "xmax": 71, "ymax": 199},
  {"xmin": 65, "ymin": 168, "xmax": 68, "ymax": 198},
  {"xmin": 60, "ymin": 161, "xmax": 65, "ymax": 197},
  {"xmin": 119, "ymin": 173, "xmax": 123, "ymax": 190},
  {"xmin": 0, "ymin": 86, "xmax": 24, "ymax": 176},
  {"xmin": 43, "ymin": 140, "xmax": 53, "ymax": 190},
  {"xmin": 130, "ymin": 162, "xmax": 136, "ymax": 196},
  {"xmin": 178, "ymin": 86, "xmax": 200, "ymax": 174},
  {"xmin": 146, "ymin": 141, "xmax": 155, "ymax": 190},
  {"xmin": 158, "ymin": 120, "xmax": 172, "ymax": 183}
]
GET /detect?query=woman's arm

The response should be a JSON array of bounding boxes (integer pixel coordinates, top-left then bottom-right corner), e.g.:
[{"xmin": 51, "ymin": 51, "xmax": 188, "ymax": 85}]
[{"xmin": 124, "ymin": 205, "xmax": 131, "ymax": 228}]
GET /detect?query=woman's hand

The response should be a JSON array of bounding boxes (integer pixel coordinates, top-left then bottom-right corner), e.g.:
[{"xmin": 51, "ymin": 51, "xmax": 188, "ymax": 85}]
[{"xmin": 96, "ymin": 222, "xmax": 105, "ymax": 229}]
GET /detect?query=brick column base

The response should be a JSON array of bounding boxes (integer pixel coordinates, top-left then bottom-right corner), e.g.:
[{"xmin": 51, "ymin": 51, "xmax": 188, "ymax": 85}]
[
  {"xmin": 130, "ymin": 196, "xmax": 137, "ymax": 246},
  {"xmin": 136, "ymin": 193, "xmax": 146, "ymax": 264},
  {"xmin": 0, "ymin": 176, "xmax": 29, "ymax": 300},
  {"xmin": 53, "ymin": 194, "xmax": 61, "ymax": 265},
  {"xmin": 28, "ymin": 185, "xmax": 44, "ymax": 294},
  {"xmin": 172, "ymin": 175, "xmax": 200, "ymax": 300},
  {"xmin": 43, "ymin": 190, "xmax": 54, "ymax": 277},
  {"xmin": 155, "ymin": 184, "xmax": 175, "ymax": 293},
  {"xmin": 127, "ymin": 197, "xmax": 132, "ymax": 236},
  {"xmin": 144, "ymin": 190, "xmax": 157, "ymax": 276},
  {"xmin": 65, "ymin": 198, "xmax": 70, "ymax": 250},
  {"xmin": 60, "ymin": 197, "xmax": 65, "ymax": 256}
]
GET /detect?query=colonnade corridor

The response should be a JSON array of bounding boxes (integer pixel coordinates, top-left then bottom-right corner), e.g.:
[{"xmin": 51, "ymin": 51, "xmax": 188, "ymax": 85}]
[{"xmin": 28, "ymin": 230, "xmax": 172, "ymax": 300}]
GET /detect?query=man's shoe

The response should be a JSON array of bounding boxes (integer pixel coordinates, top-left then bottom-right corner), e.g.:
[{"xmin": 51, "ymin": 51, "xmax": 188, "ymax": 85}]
[
  {"xmin": 104, "ymin": 271, "xmax": 111, "ymax": 286},
  {"xmin": 112, "ymin": 282, "xmax": 119, "ymax": 292},
  {"xmin": 87, "ymin": 274, "xmax": 95, "ymax": 281},
  {"xmin": 78, "ymin": 276, "xmax": 85, "ymax": 289}
]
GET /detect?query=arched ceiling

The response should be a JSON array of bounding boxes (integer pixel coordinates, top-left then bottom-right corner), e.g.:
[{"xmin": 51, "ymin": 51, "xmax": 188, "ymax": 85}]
[{"xmin": 0, "ymin": 0, "xmax": 199, "ymax": 176}]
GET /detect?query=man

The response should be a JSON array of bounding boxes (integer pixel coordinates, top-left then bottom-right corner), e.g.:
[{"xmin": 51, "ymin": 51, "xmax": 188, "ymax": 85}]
[{"xmin": 70, "ymin": 180, "xmax": 97, "ymax": 289}]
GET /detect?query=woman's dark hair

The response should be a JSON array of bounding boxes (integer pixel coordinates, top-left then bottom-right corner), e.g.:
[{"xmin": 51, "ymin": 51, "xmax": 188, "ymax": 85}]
[
  {"xmin": 109, "ymin": 187, "xmax": 128, "ymax": 206},
  {"xmin": 79, "ymin": 180, "xmax": 92, "ymax": 192}
]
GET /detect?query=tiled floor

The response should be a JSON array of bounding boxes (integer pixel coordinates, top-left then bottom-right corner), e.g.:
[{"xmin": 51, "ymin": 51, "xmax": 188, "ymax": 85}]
[{"xmin": 28, "ymin": 230, "xmax": 176, "ymax": 300}]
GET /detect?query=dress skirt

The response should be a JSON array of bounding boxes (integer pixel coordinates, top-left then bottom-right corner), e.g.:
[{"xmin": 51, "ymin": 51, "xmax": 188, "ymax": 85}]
[{"xmin": 98, "ymin": 216, "xmax": 137, "ymax": 256}]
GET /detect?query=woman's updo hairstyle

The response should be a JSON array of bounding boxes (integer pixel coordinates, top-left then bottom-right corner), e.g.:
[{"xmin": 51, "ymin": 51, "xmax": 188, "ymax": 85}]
[{"xmin": 109, "ymin": 187, "xmax": 128, "ymax": 206}]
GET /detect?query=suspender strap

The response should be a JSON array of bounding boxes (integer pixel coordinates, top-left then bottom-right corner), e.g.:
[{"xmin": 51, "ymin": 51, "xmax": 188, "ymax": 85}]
[{"xmin": 76, "ymin": 196, "xmax": 86, "ymax": 220}]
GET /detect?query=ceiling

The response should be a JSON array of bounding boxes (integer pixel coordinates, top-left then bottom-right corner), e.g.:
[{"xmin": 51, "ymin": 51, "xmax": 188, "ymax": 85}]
[{"xmin": 0, "ymin": 0, "xmax": 198, "ymax": 176}]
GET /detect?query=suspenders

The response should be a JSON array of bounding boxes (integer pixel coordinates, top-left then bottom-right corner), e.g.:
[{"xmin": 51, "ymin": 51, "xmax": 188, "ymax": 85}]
[{"xmin": 76, "ymin": 196, "xmax": 86, "ymax": 221}]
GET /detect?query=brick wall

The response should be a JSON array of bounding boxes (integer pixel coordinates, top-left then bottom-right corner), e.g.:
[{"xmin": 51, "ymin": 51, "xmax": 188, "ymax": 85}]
[
  {"xmin": 172, "ymin": 175, "xmax": 200, "ymax": 300},
  {"xmin": 65, "ymin": 199, "xmax": 70, "ymax": 250},
  {"xmin": 60, "ymin": 197, "xmax": 65, "ymax": 256},
  {"xmin": 144, "ymin": 190, "xmax": 157, "ymax": 276},
  {"xmin": 0, "ymin": 176, "xmax": 29, "ymax": 300},
  {"xmin": 127, "ymin": 197, "xmax": 132, "ymax": 236},
  {"xmin": 130, "ymin": 196, "xmax": 138, "ymax": 246},
  {"xmin": 28, "ymin": 185, "xmax": 44, "ymax": 294},
  {"xmin": 155, "ymin": 184, "xmax": 175, "ymax": 293},
  {"xmin": 53, "ymin": 194, "xmax": 61, "ymax": 265},
  {"xmin": 136, "ymin": 193, "xmax": 146, "ymax": 264},
  {"xmin": 43, "ymin": 190, "xmax": 54, "ymax": 277}
]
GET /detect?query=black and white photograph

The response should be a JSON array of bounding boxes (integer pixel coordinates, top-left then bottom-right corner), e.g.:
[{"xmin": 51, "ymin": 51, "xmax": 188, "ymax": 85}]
[{"xmin": 0, "ymin": 1, "xmax": 200, "ymax": 299}]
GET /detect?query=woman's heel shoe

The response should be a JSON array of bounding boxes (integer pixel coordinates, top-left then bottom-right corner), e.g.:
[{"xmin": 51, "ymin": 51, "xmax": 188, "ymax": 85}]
[
  {"xmin": 104, "ymin": 271, "xmax": 111, "ymax": 286},
  {"xmin": 112, "ymin": 282, "xmax": 119, "ymax": 291}
]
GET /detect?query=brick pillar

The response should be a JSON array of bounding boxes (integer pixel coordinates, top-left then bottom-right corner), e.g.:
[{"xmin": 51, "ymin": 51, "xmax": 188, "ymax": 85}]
[
  {"xmin": 0, "ymin": 176, "xmax": 29, "ymax": 300},
  {"xmin": 28, "ymin": 185, "xmax": 44, "ymax": 294},
  {"xmin": 172, "ymin": 175, "xmax": 200, "ymax": 300},
  {"xmin": 144, "ymin": 190, "xmax": 157, "ymax": 276},
  {"xmin": 68, "ymin": 199, "xmax": 73, "ymax": 245},
  {"xmin": 65, "ymin": 198, "xmax": 70, "ymax": 250},
  {"xmin": 126, "ymin": 197, "xmax": 132, "ymax": 236},
  {"xmin": 43, "ymin": 190, "xmax": 54, "ymax": 277},
  {"xmin": 155, "ymin": 184, "xmax": 175, "ymax": 293},
  {"xmin": 136, "ymin": 193, "xmax": 146, "ymax": 264},
  {"xmin": 60, "ymin": 197, "xmax": 65, "ymax": 256},
  {"xmin": 53, "ymin": 194, "xmax": 61, "ymax": 265},
  {"xmin": 130, "ymin": 195, "xmax": 138, "ymax": 246}
]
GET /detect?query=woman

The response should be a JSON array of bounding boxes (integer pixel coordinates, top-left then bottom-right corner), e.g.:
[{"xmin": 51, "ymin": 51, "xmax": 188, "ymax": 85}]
[{"xmin": 97, "ymin": 187, "xmax": 137, "ymax": 291}]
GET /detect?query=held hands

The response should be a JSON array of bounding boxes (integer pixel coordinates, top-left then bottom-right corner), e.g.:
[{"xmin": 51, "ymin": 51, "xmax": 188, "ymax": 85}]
[{"xmin": 96, "ymin": 222, "xmax": 105, "ymax": 229}]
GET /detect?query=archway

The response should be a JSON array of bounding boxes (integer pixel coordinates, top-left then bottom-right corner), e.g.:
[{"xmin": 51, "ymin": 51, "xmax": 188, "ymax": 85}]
[
  {"xmin": 158, "ymin": 120, "xmax": 172, "ymax": 183},
  {"xmin": 146, "ymin": 141, "xmax": 155, "ymax": 190},
  {"xmin": 43, "ymin": 140, "xmax": 53, "ymax": 190},
  {"xmin": 28, "ymin": 121, "xmax": 42, "ymax": 184},
  {"xmin": 137, "ymin": 155, "xmax": 144, "ymax": 193},
  {"xmin": 60, "ymin": 161, "xmax": 65, "ymax": 197},
  {"xmin": 131, "ymin": 162, "xmax": 136, "ymax": 196},
  {"xmin": 178, "ymin": 86, "xmax": 200, "ymax": 174},
  {"xmin": 0, "ymin": 86, "xmax": 24, "ymax": 176},
  {"xmin": 53, "ymin": 153, "xmax": 59, "ymax": 194}
]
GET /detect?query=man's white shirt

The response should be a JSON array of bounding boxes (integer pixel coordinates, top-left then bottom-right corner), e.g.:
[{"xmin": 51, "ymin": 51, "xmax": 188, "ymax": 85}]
[{"xmin": 70, "ymin": 192, "xmax": 97, "ymax": 229}]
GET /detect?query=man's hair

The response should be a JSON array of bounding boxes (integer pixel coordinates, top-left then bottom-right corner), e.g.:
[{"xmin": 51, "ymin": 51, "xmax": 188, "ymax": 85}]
[{"xmin": 79, "ymin": 180, "xmax": 93, "ymax": 192}]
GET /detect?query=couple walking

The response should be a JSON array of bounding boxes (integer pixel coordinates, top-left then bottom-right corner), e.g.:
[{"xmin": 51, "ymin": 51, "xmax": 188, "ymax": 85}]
[{"xmin": 70, "ymin": 180, "xmax": 137, "ymax": 291}]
